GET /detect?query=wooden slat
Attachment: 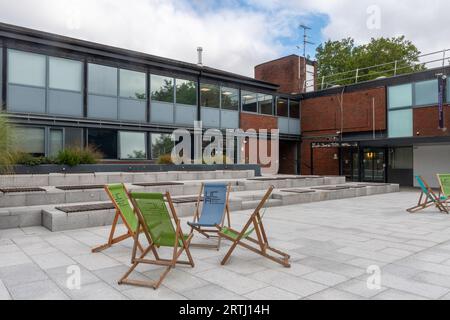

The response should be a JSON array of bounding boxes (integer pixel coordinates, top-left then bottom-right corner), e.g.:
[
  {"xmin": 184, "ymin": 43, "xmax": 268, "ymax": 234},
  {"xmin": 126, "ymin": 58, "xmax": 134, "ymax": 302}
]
[
  {"xmin": 0, "ymin": 187, "xmax": 46, "ymax": 193},
  {"xmin": 56, "ymin": 203, "xmax": 115, "ymax": 213}
]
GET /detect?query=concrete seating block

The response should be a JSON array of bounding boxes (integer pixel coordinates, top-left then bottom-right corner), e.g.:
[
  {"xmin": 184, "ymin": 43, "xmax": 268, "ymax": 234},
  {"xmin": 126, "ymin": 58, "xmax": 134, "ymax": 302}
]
[
  {"xmin": 0, "ymin": 194, "xmax": 27, "ymax": 208},
  {"xmin": 25, "ymin": 192, "xmax": 65, "ymax": 206},
  {"xmin": 77, "ymin": 174, "xmax": 96, "ymax": 185},
  {"xmin": 176, "ymin": 172, "xmax": 197, "ymax": 181},
  {"xmin": 0, "ymin": 176, "xmax": 15, "ymax": 188},
  {"xmin": 65, "ymin": 190, "xmax": 102, "ymax": 204},
  {"xmin": 49, "ymin": 174, "xmax": 80, "ymax": 187},
  {"xmin": 0, "ymin": 215, "xmax": 20, "ymax": 229},
  {"xmin": 19, "ymin": 211, "xmax": 42, "ymax": 228}
]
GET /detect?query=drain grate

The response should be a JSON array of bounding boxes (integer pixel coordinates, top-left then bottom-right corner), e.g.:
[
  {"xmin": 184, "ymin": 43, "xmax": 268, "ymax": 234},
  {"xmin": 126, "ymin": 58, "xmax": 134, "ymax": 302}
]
[
  {"xmin": 280, "ymin": 189, "xmax": 316, "ymax": 194},
  {"xmin": 0, "ymin": 187, "xmax": 46, "ymax": 193},
  {"xmin": 56, "ymin": 203, "xmax": 115, "ymax": 213},
  {"xmin": 133, "ymin": 182, "xmax": 184, "ymax": 187},
  {"xmin": 56, "ymin": 185, "xmax": 105, "ymax": 191}
]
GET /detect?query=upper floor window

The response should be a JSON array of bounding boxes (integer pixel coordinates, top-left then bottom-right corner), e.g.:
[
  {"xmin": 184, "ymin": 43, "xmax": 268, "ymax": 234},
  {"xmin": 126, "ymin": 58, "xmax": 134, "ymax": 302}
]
[
  {"xmin": 221, "ymin": 87, "xmax": 239, "ymax": 111},
  {"xmin": 88, "ymin": 64, "xmax": 118, "ymax": 96},
  {"xmin": 8, "ymin": 50, "xmax": 46, "ymax": 87},
  {"xmin": 120, "ymin": 69, "xmax": 146, "ymax": 100},
  {"xmin": 388, "ymin": 84, "xmax": 412, "ymax": 109},
  {"xmin": 276, "ymin": 98, "xmax": 289, "ymax": 117},
  {"xmin": 49, "ymin": 57, "xmax": 82, "ymax": 92},
  {"xmin": 259, "ymin": 94, "xmax": 273, "ymax": 115},
  {"xmin": 176, "ymin": 78, "xmax": 197, "ymax": 105},
  {"xmin": 289, "ymin": 100, "xmax": 300, "ymax": 118},
  {"xmin": 414, "ymin": 79, "xmax": 438, "ymax": 106},
  {"xmin": 151, "ymin": 74, "xmax": 174, "ymax": 103},
  {"xmin": 241, "ymin": 91, "xmax": 257, "ymax": 113},
  {"xmin": 200, "ymin": 83, "xmax": 220, "ymax": 108}
]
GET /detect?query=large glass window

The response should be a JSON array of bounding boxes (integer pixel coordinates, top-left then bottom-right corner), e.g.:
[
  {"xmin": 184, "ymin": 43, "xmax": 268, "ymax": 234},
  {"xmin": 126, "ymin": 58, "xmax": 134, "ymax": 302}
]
[
  {"xmin": 388, "ymin": 84, "xmax": 412, "ymax": 109},
  {"xmin": 389, "ymin": 147, "xmax": 413, "ymax": 169},
  {"xmin": 151, "ymin": 75, "xmax": 174, "ymax": 103},
  {"xmin": 151, "ymin": 133, "xmax": 174, "ymax": 159},
  {"xmin": 276, "ymin": 98, "xmax": 289, "ymax": 117},
  {"xmin": 65, "ymin": 128, "xmax": 83, "ymax": 149},
  {"xmin": 241, "ymin": 91, "xmax": 257, "ymax": 113},
  {"xmin": 14, "ymin": 127, "xmax": 45, "ymax": 156},
  {"xmin": 88, "ymin": 128, "xmax": 118, "ymax": 159},
  {"xmin": 289, "ymin": 100, "xmax": 300, "ymax": 118},
  {"xmin": 176, "ymin": 78, "xmax": 196, "ymax": 105},
  {"xmin": 415, "ymin": 79, "xmax": 438, "ymax": 106},
  {"xmin": 119, "ymin": 131, "xmax": 147, "ymax": 159},
  {"xmin": 200, "ymin": 83, "xmax": 220, "ymax": 108},
  {"xmin": 8, "ymin": 50, "xmax": 46, "ymax": 87},
  {"xmin": 49, "ymin": 129, "xmax": 63, "ymax": 156},
  {"xmin": 259, "ymin": 94, "xmax": 273, "ymax": 115},
  {"xmin": 49, "ymin": 57, "xmax": 82, "ymax": 92},
  {"xmin": 88, "ymin": 64, "xmax": 117, "ymax": 96},
  {"xmin": 221, "ymin": 87, "xmax": 239, "ymax": 111},
  {"xmin": 388, "ymin": 109, "xmax": 413, "ymax": 138},
  {"xmin": 120, "ymin": 69, "xmax": 146, "ymax": 100}
]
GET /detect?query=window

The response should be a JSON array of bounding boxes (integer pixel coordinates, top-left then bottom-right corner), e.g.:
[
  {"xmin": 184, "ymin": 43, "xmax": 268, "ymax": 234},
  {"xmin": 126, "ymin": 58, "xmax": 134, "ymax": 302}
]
[
  {"xmin": 65, "ymin": 128, "xmax": 83, "ymax": 149},
  {"xmin": 221, "ymin": 87, "xmax": 239, "ymax": 110},
  {"xmin": 151, "ymin": 75, "xmax": 174, "ymax": 103},
  {"xmin": 415, "ymin": 79, "xmax": 438, "ymax": 106},
  {"xmin": 119, "ymin": 131, "xmax": 147, "ymax": 159},
  {"xmin": 49, "ymin": 57, "xmax": 82, "ymax": 92},
  {"xmin": 388, "ymin": 84, "xmax": 412, "ymax": 109},
  {"xmin": 276, "ymin": 98, "xmax": 289, "ymax": 117},
  {"xmin": 49, "ymin": 129, "xmax": 63, "ymax": 157},
  {"xmin": 259, "ymin": 94, "xmax": 273, "ymax": 115},
  {"xmin": 88, "ymin": 128, "xmax": 118, "ymax": 159},
  {"xmin": 120, "ymin": 69, "xmax": 146, "ymax": 100},
  {"xmin": 289, "ymin": 100, "xmax": 300, "ymax": 118},
  {"xmin": 200, "ymin": 83, "xmax": 220, "ymax": 108},
  {"xmin": 388, "ymin": 109, "xmax": 413, "ymax": 138},
  {"xmin": 8, "ymin": 50, "xmax": 46, "ymax": 87},
  {"xmin": 241, "ymin": 91, "xmax": 257, "ymax": 113},
  {"xmin": 88, "ymin": 64, "xmax": 118, "ymax": 96},
  {"xmin": 151, "ymin": 133, "xmax": 174, "ymax": 159},
  {"xmin": 176, "ymin": 78, "xmax": 196, "ymax": 105},
  {"xmin": 14, "ymin": 127, "xmax": 45, "ymax": 156}
]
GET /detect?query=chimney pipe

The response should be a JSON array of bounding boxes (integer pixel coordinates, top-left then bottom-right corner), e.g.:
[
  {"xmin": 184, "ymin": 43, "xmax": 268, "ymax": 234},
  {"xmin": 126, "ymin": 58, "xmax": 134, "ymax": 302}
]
[{"xmin": 197, "ymin": 47, "xmax": 203, "ymax": 66}]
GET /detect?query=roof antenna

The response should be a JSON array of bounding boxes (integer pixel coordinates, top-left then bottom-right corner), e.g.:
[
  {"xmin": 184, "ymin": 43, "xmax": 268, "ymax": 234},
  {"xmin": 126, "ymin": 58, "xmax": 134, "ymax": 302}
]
[{"xmin": 197, "ymin": 47, "xmax": 203, "ymax": 67}]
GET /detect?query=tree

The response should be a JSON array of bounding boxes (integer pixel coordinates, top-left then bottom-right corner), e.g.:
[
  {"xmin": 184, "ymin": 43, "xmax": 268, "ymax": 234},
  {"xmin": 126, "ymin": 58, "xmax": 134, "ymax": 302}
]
[
  {"xmin": 151, "ymin": 134, "xmax": 174, "ymax": 159},
  {"xmin": 0, "ymin": 112, "xmax": 17, "ymax": 173},
  {"xmin": 316, "ymin": 36, "xmax": 424, "ymax": 87}
]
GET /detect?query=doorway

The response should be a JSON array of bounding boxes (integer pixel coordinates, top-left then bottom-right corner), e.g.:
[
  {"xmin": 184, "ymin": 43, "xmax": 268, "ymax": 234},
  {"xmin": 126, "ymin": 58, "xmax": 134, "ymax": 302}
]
[{"xmin": 362, "ymin": 148, "xmax": 386, "ymax": 182}]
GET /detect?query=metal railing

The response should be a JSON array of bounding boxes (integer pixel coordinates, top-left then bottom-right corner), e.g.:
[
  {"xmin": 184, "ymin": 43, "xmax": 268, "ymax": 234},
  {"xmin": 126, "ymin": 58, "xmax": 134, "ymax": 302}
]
[{"xmin": 305, "ymin": 48, "xmax": 450, "ymax": 91}]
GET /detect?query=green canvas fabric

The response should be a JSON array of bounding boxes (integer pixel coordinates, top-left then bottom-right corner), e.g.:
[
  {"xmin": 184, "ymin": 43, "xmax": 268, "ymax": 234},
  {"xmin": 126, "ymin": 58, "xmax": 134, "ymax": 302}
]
[
  {"xmin": 130, "ymin": 192, "xmax": 187, "ymax": 247},
  {"xmin": 438, "ymin": 174, "xmax": 450, "ymax": 197},
  {"xmin": 107, "ymin": 184, "xmax": 138, "ymax": 232},
  {"xmin": 220, "ymin": 226, "xmax": 254, "ymax": 240}
]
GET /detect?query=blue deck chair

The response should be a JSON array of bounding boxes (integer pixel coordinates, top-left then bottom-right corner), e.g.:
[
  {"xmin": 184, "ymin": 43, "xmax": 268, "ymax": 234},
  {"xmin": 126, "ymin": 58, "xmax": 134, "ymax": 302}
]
[
  {"xmin": 187, "ymin": 183, "xmax": 231, "ymax": 250},
  {"xmin": 407, "ymin": 175, "xmax": 448, "ymax": 214}
]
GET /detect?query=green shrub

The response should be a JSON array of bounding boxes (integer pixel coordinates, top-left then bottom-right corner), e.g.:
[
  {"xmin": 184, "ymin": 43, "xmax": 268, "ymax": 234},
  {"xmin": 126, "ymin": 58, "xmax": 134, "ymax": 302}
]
[
  {"xmin": 13, "ymin": 152, "xmax": 53, "ymax": 166},
  {"xmin": 55, "ymin": 146, "xmax": 102, "ymax": 167},
  {"xmin": 157, "ymin": 154, "xmax": 174, "ymax": 165},
  {"xmin": 0, "ymin": 112, "xmax": 17, "ymax": 173}
]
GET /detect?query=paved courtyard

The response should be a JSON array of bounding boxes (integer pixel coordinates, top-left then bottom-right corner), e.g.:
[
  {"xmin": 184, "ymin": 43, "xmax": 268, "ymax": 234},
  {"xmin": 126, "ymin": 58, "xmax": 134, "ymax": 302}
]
[{"xmin": 2, "ymin": 189, "xmax": 450, "ymax": 300}]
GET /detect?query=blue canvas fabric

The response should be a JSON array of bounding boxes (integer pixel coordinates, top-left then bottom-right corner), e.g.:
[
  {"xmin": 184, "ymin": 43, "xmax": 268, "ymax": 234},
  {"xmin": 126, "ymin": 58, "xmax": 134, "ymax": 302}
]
[{"xmin": 188, "ymin": 183, "xmax": 228, "ymax": 227}]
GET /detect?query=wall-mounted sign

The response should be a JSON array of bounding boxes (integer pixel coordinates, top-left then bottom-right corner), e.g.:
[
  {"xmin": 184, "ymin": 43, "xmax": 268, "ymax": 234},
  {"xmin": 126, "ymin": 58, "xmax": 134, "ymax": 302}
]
[{"xmin": 438, "ymin": 75, "xmax": 446, "ymax": 129}]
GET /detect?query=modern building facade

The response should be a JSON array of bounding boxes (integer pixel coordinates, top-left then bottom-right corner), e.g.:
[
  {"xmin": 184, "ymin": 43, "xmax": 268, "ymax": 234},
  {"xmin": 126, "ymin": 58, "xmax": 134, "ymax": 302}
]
[
  {"xmin": 0, "ymin": 22, "xmax": 301, "ymax": 174},
  {"xmin": 2, "ymin": 22, "xmax": 450, "ymax": 187}
]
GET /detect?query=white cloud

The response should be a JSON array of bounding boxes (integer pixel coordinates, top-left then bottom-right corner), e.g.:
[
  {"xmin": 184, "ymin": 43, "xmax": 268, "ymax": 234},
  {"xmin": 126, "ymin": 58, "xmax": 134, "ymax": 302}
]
[{"xmin": 0, "ymin": 0, "xmax": 449, "ymax": 77}]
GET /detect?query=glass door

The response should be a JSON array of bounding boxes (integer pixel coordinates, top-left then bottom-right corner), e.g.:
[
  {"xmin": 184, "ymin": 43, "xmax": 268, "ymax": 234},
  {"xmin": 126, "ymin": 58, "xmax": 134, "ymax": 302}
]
[
  {"xmin": 362, "ymin": 148, "xmax": 386, "ymax": 182},
  {"xmin": 342, "ymin": 147, "xmax": 359, "ymax": 182}
]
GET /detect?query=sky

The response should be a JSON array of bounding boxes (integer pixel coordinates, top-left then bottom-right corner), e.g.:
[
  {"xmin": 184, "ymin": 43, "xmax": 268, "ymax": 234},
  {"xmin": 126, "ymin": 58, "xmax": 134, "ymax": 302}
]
[{"xmin": 0, "ymin": 0, "xmax": 448, "ymax": 77}]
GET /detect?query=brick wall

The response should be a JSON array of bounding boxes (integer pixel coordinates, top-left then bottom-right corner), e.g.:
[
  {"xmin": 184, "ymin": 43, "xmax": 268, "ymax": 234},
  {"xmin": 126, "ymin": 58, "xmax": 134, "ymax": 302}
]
[
  {"xmin": 414, "ymin": 105, "xmax": 450, "ymax": 137},
  {"xmin": 301, "ymin": 87, "xmax": 387, "ymax": 135},
  {"xmin": 255, "ymin": 55, "xmax": 314, "ymax": 94}
]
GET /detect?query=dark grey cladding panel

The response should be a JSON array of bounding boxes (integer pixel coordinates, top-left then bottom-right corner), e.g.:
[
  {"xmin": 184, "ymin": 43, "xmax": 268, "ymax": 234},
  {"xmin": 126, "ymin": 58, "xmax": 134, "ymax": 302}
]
[
  {"xmin": 87, "ymin": 94, "xmax": 118, "ymax": 120},
  {"xmin": 48, "ymin": 89, "xmax": 83, "ymax": 117},
  {"xmin": 7, "ymin": 84, "xmax": 45, "ymax": 113},
  {"xmin": 119, "ymin": 98, "xmax": 146, "ymax": 122}
]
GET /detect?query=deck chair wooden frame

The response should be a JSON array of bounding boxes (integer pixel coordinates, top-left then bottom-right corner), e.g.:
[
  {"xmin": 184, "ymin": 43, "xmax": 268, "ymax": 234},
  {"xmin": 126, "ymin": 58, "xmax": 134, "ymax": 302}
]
[
  {"xmin": 217, "ymin": 186, "xmax": 291, "ymax": 268},
  {"xmin": 188, "ymin": 183, "xmax": 231, "ymax": 250},
  {"xmin": 92, "ymin": 184, "xmax": 144, "ymax": 253},
  {"xmin": 119, "ymin": 192, "xmax": 195, "ymax": 290},
  {"xmin": 407, "ymin": 175, "xmax": 449, "ymax": 214}
]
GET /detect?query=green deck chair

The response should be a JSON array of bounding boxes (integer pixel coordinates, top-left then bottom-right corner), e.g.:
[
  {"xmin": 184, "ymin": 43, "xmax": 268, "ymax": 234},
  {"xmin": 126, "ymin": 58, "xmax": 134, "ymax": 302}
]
[
  {"xmin": 407, "ymin": 175, "xmax": 448, "ymax": 214},
  {"xmin": 119, "ymin": 192, "xmax": 195, "ymax": 289},
  {"xmin": 437, "ymin": 174, "xmax": 450, "ymax": 201},
  {"xmin": 217, "ymin": 186, "xmax": 291, "ymax": 268},
  {"xmin": 92, "ymin": 184, "xmax": 144, "ymax": 253}
]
